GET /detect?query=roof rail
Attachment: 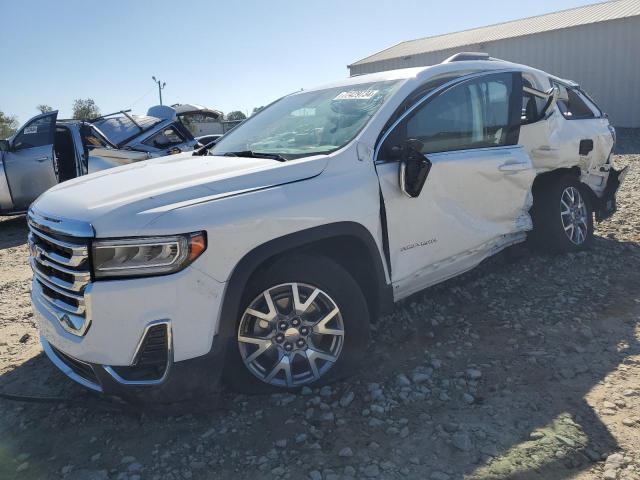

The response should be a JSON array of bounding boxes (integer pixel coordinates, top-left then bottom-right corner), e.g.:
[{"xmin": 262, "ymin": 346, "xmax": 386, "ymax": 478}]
[{"xmin": 443, "ymin": 52, "xmax": 492, "ymax": 63}]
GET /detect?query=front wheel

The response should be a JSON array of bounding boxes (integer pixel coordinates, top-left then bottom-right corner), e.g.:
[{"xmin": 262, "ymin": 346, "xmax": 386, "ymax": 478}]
[
  {"xmin": 224, "ymin": 254, "xmax": 370, "ymax": 393},
  {"xmin": 530, "ymin": 175, "xmax": 594, "ymax": 252}
]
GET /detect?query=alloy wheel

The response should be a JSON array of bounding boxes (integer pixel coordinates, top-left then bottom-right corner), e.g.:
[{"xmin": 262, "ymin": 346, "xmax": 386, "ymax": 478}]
[
  {"xmin": 560, "ymin": 186, "xmax": 588, "ymax": 245},
  {"xmin": 238, "ymin": 283, "xmax": 345, "ymax": 388}
]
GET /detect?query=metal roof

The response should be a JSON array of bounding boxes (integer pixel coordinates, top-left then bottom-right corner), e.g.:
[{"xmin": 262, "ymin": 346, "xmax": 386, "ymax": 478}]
[{"xmin": 349, "ymin": 0, "xmax": 640, "ymax": 67}]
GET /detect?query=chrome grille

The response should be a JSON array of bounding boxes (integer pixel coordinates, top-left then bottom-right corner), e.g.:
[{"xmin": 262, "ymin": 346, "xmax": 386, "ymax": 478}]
[{"xmin": 28, "ymin": 210, "xmax": 93, "ymax": 336}]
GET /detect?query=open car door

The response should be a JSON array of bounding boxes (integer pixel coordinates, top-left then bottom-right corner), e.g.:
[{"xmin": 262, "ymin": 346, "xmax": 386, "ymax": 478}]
[{"xmin": 4, "ymin": 111, "xmax": 59, "ymax": 209}]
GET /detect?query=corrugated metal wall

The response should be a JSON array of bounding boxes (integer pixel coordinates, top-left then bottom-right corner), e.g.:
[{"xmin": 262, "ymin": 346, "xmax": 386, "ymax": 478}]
[{"xmin": 349, "ymin": 17, "xmax": 640, "ymax": 127}]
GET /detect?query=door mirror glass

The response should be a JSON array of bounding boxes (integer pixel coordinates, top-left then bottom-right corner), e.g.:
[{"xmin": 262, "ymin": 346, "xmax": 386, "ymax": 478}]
[
  {"xmin": 0, "ymin": 139, "xmax": 10, "ymax": 152},
  {"xmin": 398, "ymin": 140, "xmax": 432, "ymax": 198}
]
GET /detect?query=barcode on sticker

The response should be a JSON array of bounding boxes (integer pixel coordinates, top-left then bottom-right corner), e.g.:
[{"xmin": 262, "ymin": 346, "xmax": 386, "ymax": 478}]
[
  {"xmin": 334, "ymin": 89, "xmax": 379, "ymax": 100},
  {"xmin": 24, "ymin": 126, "xmax": 38, "ymax": 134}
]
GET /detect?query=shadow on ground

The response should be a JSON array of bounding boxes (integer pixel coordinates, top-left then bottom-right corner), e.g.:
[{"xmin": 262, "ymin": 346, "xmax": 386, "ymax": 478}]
[
  {"xmin": 0, "ymin": 238, "xmax": 638, "ymax": 479},
  {"xmin": 0, "ymin": 215, "xmax": 28, "ymax": 250}
]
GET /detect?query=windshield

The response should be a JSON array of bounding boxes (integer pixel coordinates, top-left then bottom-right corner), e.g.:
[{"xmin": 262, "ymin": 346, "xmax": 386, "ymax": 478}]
[{"xmin": 210, "ymin": 80, "xmax": 401, "ymax": 160}]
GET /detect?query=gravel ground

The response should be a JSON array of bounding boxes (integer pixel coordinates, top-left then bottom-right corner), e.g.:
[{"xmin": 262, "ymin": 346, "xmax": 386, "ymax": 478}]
[{"xmin": 0, "ymin": 137, "xmax": 639, "ymax": 480}]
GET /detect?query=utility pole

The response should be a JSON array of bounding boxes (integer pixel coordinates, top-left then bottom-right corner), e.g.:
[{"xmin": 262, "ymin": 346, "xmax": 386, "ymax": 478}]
[{"xmin": 151, "ymin": 76, "xmax": 166, "ymax": 105}]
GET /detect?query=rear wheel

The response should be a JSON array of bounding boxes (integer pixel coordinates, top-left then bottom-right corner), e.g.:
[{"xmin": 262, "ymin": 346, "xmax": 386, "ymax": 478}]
[
  {"xmin": 530, "ymin": 175, "xmax": 594, "ymax": 252},
  {"xmin": 224, "ymin": 254, "xmax": 370, "ymax": 393}
]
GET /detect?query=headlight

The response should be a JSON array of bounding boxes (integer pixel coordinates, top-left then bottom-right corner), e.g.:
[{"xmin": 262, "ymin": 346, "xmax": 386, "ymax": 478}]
[{"xmin": 92, "ymin": 232, "xmax": 206, "ymax": 279}]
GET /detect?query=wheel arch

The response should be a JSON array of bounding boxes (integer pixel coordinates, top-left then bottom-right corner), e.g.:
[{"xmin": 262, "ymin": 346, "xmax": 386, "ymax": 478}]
[
  {"xmin": 216, "ymin": 222, "xmax": 393, "ymax": 355},
  {"xmin": 532, "ymin": 166, "xmax": 598, "ymax": 207}
]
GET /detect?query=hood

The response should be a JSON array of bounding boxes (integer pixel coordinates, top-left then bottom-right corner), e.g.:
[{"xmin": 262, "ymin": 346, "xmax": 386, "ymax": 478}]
[{"xmin": 32, "ymin": 152, "xmax": 328, "ymax": 236}]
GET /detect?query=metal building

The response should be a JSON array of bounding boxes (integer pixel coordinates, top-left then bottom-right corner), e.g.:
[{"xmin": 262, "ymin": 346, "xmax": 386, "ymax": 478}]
[{"xmin": 348, "ymin": 0, "xmax": 640, "ymax": 127}]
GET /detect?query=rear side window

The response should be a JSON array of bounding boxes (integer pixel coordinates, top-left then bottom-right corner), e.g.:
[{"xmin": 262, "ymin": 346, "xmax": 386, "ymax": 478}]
[
  {"xmin": 554, "ymin": 83, "xmax": 597, "ymax": 120},
  {"xmin": 403, "ymin": 72, "xmax": 519, "ymax": 154}
]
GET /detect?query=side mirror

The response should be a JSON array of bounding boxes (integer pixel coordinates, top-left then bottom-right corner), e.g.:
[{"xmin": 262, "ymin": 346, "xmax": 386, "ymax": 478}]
[
  {"xmin": 397, "ymin": 139, "xmax": 432, "ymax": 198},
  {"xmin": 0, "ymin": 139, "xmax": 10, "ymax": 152}
]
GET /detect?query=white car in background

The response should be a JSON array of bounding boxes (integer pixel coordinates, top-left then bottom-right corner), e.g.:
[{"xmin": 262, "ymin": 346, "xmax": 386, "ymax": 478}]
[{"xmin": 28, "ymin": 54, "xmax": 626, "ymax": 402}]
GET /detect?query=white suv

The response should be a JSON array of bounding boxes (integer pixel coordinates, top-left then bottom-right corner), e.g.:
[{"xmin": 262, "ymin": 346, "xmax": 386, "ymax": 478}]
[{"xmin": 28, "ymin": 55, "xmax": 626, "ymax": 401}]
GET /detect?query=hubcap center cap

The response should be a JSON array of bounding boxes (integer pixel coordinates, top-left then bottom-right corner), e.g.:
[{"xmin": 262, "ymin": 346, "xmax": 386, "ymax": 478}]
[{"xmin": 284, "ymin": 327, "xmax": 300, "ymax": 341}]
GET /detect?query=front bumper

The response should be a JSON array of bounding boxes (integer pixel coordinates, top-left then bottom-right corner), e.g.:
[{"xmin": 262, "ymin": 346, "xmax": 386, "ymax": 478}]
[
  {"xmin": 33, "ymin": 265, "xmax": 225, "ymax": 366},
  {"xmin": 34, "ymin": 265, "xmax": 229, "ymax": 401},
  {"xmin": 28, "ymin": 207, "xmax": 232, "ymax": 401},
  {"xmin": 41, "ymin": 333, "xmax": 226, "ymax": 402}
]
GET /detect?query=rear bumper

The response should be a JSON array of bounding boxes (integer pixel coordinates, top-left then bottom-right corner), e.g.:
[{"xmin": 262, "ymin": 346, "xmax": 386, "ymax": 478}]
[{"xmin": 594, "ymin": 166, "xmax": 629, "ymax": 222}]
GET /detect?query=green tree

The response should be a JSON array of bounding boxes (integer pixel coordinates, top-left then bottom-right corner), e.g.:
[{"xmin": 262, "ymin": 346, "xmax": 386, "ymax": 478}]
[
  {"xmin": 0, "ymin": 111, "xmax": 19, "ymax": 139},
  {"xmin": 225, "ymin": 110, "xmax": 246, "ymax": 121},
  {"xmin": 72, "ymin": 98, "xmax": 101, "ymax": 121},
  {"xmin": 37, "ymin": 104, "xmax": 53, "ymax": 114}
]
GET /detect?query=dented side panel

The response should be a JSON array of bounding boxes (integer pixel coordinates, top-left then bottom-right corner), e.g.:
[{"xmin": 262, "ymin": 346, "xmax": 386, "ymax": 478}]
[
  {"xmin": 519, "ymin": 107, "xmax": 614, "ymax": 197},
  {"xmin": 377, "ymin": 146, "xmax": 536, "ymax": 299}
]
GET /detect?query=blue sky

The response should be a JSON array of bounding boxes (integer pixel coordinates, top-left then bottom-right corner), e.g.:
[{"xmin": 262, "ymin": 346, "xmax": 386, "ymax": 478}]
[{"xmin": 1, "ymin": 0, "xmax": 597, "ymax": 124}]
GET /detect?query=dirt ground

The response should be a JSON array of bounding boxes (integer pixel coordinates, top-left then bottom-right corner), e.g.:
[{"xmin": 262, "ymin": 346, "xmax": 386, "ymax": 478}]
[{"xmin": 1, "ymin": 133, "xmax": 639, "ymax": 480}]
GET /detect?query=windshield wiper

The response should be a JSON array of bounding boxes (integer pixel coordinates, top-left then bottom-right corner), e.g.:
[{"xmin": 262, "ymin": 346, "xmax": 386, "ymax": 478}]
[{"xmin": 222, "ymin": 150, "xmax": 287, "ymax": 162}]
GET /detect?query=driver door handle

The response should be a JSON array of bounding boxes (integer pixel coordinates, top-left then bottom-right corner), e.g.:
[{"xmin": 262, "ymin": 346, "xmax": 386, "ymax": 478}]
[
  {"xmin": 498, "ymin": 162, "xmax": 529, "ymax": 173},
  {"xmin": 35, "ymin": 156, "xmax": 49, "ymax": 163}
]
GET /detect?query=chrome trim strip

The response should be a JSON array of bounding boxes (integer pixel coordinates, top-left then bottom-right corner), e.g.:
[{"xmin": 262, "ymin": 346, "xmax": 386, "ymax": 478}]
[
  {"xmin": 28, "ymin": 231, "xmax": 88, "ymax": 268},
  {"xmin": 40, "ymin": 336, "xmax": 102, "ymax": 392},
  {"xmin": 30, "ymin": 257, "xmax": 90, "ymax": 292},
  {"xmin": 374, "ymin": 68, "xmax": 521, "ymax": 164},
  {"xmin": 28, "ymin": 228, "xmax": 89, "ymax": 254},
  {"xmin": 32, "ymin": 267, "xmax": 85, "ymax": 303},
  {"xmin": 28, "ymin": 209, "xmax": 93, "ymax": 337},
  {"xmin": 103, "ymin": 321, "xmax": 173, "ymax": 386},
  {"xmin": 32, "ymin": 279, "xmax": 91, "ymax": 336},
  {"xmin": 28, "ymin": 207, "xmax": 94, "ymax": 238}
]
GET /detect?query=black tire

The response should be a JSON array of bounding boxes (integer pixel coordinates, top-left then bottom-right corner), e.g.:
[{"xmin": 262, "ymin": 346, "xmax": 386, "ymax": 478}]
[
  {"xmin": 224, "ymin": 254, "xmax": 370, "ymax": 394},
  {"xmin": 529, "ymin": 174, "xmax": 594, "ymax": 253}
]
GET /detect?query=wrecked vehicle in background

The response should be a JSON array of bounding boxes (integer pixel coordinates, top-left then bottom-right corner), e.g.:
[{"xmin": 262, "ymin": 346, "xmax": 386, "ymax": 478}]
[
  {"xmin": 0, "ymin": 104, "xmax": 227, "ymax": 214},
  {"xmin": 0, "ymin": 110, "xmax": 152, "ymax": 215},
  {"xmin": 93, "ymin": 103, "xmax": 229, "ymax": 155}
]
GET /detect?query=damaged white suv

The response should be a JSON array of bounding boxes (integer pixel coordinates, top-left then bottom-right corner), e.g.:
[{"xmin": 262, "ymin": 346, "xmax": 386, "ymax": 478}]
[{"xmin": 28, "ymin": 54, "xmax": 626, "ymax": 401}]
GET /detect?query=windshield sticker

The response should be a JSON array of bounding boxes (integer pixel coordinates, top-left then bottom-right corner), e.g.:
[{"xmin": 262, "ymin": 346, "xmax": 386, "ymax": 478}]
[
  {"xmin": 24, "ymin": 125, "xmax": 38, "ymax": 134},
  {"xmin": 334, "ymin": 89, "xmax": 379, "ymax": 101}
]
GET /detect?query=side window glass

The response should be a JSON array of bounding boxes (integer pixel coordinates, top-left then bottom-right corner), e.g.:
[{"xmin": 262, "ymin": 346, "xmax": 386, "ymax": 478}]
[
  {"xmin": 554, "ymin": 83, "xmax": 595, "ymax": 119},
  {"xmin": 577, "ymin": 89, "xmax": 602, "ymax": 117},
  {"xmin": 403, "ymin": 73, "xmax": 516, "ymax": 154},
  {"xmin": 81, "ymin": 126, "xmax": 110, "ymax": 148},
  {"xmin": 13, "ymin": 115, "xmax": 55, "ymax": 150},
  {"xmin": 521, "ymin": 79, "xmax": 547, "ymax": 124},
  {"xmin": 143, "ymin": 126, "xmax": 185, "ymax": 149}
]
